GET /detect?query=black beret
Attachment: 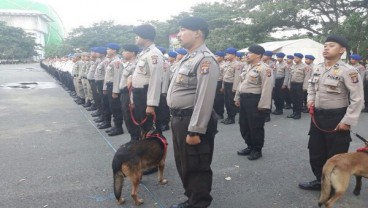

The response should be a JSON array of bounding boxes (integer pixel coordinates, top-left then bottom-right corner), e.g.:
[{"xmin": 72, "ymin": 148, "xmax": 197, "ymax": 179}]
[
  {"xmin": 248, "ymin": 44, "xmax": 265, "ymax": 55},
  {"xmin": 178, "ymin": 17, "xmax": 209, "ymax": 39},
  {"xmin": 325, "ymin": 35, "xmax": 349, "ymax": 48},
  {"xmin": 133, "ymin": 24, "xmax": 156, "ymax": 41},
  {"xmin": 122, "ymin": 44, "xmax": 139, "ymax": 54}
]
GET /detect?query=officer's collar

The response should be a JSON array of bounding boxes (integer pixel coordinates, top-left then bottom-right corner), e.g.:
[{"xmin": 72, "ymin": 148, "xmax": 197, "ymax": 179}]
[{"xmin": 185, "ymin": 43, "xmax": 207, "ymax": 58}]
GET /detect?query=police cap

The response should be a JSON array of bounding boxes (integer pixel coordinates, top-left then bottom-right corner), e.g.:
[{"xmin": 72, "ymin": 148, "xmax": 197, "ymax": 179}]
[
  {"xmin": 294, "ymin": 53, "xmax": 304, "ymax": 59},
  {"xmin": 122, "ymin": 44, "xmax": 139, "ymax": 54},
  {"xmin": 178, "ymin": 17, "xmax": 209, "ymax": 39},
  {"xmin": 248, "ymin": 45, "xmax": 265, "ymax": 55},
  {"xmin": 325, "ymin": 35, "xmax": 349, "ymax": 48},
  {"xmin": 133, "ymin": 24, "xmax": 156, "ymax": 41}
]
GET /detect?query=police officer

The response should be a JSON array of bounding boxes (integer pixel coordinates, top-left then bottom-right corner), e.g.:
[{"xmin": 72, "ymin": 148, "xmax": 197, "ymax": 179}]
[
  {"xmin": 222, "ymin": 47, "xmax": 242, "ymax": 124},
  {"xmin": 104, "ymin": 43, "xmax": 124, "ymax": 136},
  {"xmin": 95, "ymin": 48, "xmax": 112, "ymax": 129},
  {"xmin": 262, "ymin": 51, "xmax": 276, "ymax": 122},
  {"xmin": 272, "ymin": 52, "xmax": 288, "ymax": 115},
  {"xmin": 298, "ymin": 35, "xmax": 364, "ymax": 190},
  {"xmin": 167, "ymin": 51, "xmax": 178, "ymax": 79},
  {"xmin": 72, "ymin": 53, "xmax": 85, "ymax": 105},
  {"xmin": 159, "ymin": 47, "xmax": 171, "ymax": 131},
  {"xmin": 214, "ymin": 51, "xmax": 226, "ymax": 119},
  {"xmin": 81, "ymin": 52, "xmax": 92, "ymax": 108},
  {"xmin": 283, "ymin": 55, "xmax": 294, "ymax": 109},
  {"xmin": 176, "ymin": 48, "xmax": 187, "ymax": 62},
  {"xmin": 235, "ymin": 45, "xmax": 273, "ymax": 160},
  {"xmin": 131, "ymin": 24, "xmax": 163, "ymax": 135},
  {"xmin": 167, "ymin": 17, "xmax": 218, "ymax": 208},
  {"xmin": 119, "ymin": 44, "xmax": 140, "ymax": 141},
  {"xmin": 86, "ymin": 47, "xmax": 100, "ymax": 111},
  {"xmin": 287, "ymin": 53, "xmax": 309, "ymax": 119},
  {"xmin": 303, "ymin": 55, "xmax": 315, "ymax": 113},
  {"xmin": 350, "ymin": 54, "xmax": 366, "ymax": 78},
  {"xmin": 92, "ymin": 47, "xmax": 108, "ymax": 119}
]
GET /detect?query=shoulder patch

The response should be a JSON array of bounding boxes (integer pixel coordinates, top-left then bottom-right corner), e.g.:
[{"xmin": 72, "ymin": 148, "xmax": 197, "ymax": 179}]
[
  {"xmin": 200, "ymin": 61, "xmax": 211, "ymax": 74},
  {"xmin": 151, "ymin": 55, "xmax": 158, "ymax": 64},
  {"xmin": 349, "ymin": 72, "xmax": 359, "ymax": 83}
]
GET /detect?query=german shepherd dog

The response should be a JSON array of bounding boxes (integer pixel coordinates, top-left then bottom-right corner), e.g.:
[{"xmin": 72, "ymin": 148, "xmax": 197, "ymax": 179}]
[
  {"xmin": 112, "ymin": 130, "xmax": 168, "ymax": 205},
  {"xmin": 318, "ymin": 146, "xmax": 368, "ymax": 208}
]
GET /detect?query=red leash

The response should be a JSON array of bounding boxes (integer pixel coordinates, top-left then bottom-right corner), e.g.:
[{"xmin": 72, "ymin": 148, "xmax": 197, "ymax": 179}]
[
  {"xmin": 309, "ymin": 106, "xmax": 337, "ymax": 133},
  {"xmin": 128, "ymin": 86, "xmax": 156, "ymax": 126}
]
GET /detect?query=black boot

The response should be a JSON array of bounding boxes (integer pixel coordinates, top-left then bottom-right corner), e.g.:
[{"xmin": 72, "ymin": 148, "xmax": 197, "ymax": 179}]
[
  {"xmin": 91, "ymin": 111, "xmax": 101, "ymax": 117},
  {"xmin": 82, "ymin": 100, "xmax": 91, "ymax": 108},
  {"xmin": 97, "ymin": 122, "xmax": 111, "ymax": 129},
  {"xmin": 298, "ymin": 180, "xmax": 321, "ymax": 190},
  {"xmin": 108, "ymin": 128, "xmax": 124, "ymax": 136},
  {"xmin": 287, "ymin": 112, "xmax": 296, "ymax": 118},
  {"xmin": 272, "ymin": 109, "xmax": 283, "ymax": 115},
  {"xmin": 223, "ymin": 117, "xmax": 235, "ymax": 125},
  {"xmin": 94, "ymin": 117, "xmax": 104, "ymax": 123}
]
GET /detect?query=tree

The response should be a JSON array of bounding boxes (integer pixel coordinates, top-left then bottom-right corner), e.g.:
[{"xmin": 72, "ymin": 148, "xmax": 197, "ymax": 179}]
[{"xmin": 0, "ymin": 21, "xmax": 38, "ymax": 59}]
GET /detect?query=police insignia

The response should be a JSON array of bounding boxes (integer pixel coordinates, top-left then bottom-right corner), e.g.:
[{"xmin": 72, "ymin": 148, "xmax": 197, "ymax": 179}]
[
  {"xmin": 266, "ymin": 68, "xmax": 272, "ymax": 77},
  {"xmin": 200, "ymin": 61, "xmax": 210, "ymax": 74},
  {"xmin": 151, "ymin": 55, "xmax": 158, "ymax": 64},
  {"xmin": 349, "ymin": 72, "xmax": 359, "ymax": 83}
]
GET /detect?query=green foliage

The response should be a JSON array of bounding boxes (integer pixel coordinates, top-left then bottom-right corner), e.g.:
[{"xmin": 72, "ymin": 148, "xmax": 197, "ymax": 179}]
[
  {"xmin": 50, "ymin": 0, "xmax": 368, "ymax": 58},
  {"xmin": 0, "ymin": 21, "xmax": 38, "ymax": 59}
]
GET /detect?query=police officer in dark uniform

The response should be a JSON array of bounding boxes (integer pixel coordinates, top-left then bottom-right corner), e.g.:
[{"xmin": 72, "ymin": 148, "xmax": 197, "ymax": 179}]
[
  {"xmin": 299, "ymin": 35, "xmax": 364, "ymax": 190},
  {"xmin": 119, "ymin": 44, "xmax": 140, "ymax": 141},
  {"xmin": 167, "ymin": 17, "xmax": 219, "ymax": 208},
  {"xmin": 103, "ymin": 43, "xmax": 124, "ymax": 136},
  {"xmin": 131, "ymin": 24, "xmax": 163, "ymax": 134},
  {"xmin": 235, "ymin": 45, "xmax": 273, "ymax": 160},
  {"xmin": 214, "ymin": 50, "xmax": 226, "ymax": 119}
]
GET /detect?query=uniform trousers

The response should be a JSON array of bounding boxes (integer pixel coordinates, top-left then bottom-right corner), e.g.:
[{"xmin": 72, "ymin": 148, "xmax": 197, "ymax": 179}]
[
  {"xmin": 171, "ymin": 109, "xmax": 217, "ymax": 208},
  {"xmin": 290, "ymin": 82, "xmax": 303, "ymax": 115},
  {"xmin": 106, "ymin": 83, "xmax": 123, "ymax": 129},
  {"xmin": 76, "ymin": 77, "xmax": 85, "ymax": 99},
  {"xmin": 213, "ymin": 81, "xmax": 225, "ymax": 117},
  {"xmin": 89, "ymin": 79, "xmax": 101, "ymax": 109},
  {"xmin": 96, "ymin": 80, "xmax": 111, "ymax": 123},
  {"xmin": 273, "ymin": 77, "xmax": 285, "ymax": 110},
  {"xmin": 308, "ymin": 107, "xmax": 350, "ymax": 181},
  {"xmin": 120, "ymin": 88, "xmax": 140, "ymax": 141},
  {"xmin": 132, "ymin": 85, "xmax": 162, "ymax": 134},
  {"xmin": 239, "ymin": 93, "xmax": 266, "ymax": 151},
  {"xmin": 364, "ymin": 80, "xmax": 368, "ymax": 109},
  {"xmin": 158, "ymin": 93, "xmax": 171, "ymax": 127},
  {"xmin": 223, "ymin": 82, "xmax": 237, "ymax": 119}
]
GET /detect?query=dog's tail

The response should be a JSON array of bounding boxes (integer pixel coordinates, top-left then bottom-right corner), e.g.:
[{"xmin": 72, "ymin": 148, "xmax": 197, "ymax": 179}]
[
  {"xmin": 113, "ymin": 170, "xmax": 125, "ymax": 201},
  {"xmin": 318, "ymin": 161, "xmax": 335, "ymax": 206}
]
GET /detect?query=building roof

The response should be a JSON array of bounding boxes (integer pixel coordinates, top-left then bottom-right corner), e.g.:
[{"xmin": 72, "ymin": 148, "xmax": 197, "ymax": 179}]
[{"xmin": 0, "ymin": 9, "xmax": 53, "ymax": 22}]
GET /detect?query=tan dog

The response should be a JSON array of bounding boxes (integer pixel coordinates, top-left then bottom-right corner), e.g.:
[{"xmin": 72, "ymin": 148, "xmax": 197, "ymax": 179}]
[
  {"xmin": 318, "ymin": 147, "xmax": 368, "ymax": 208},
  {"xmin": 112, "ymin": 132, "xmax": 168, "ymax": 205}
]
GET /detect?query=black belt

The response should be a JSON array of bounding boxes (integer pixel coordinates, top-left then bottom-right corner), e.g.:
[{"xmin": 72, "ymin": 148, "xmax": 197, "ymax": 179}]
[
  {"xmin": 240, "ymin": 93, "xmax": 261, "ymax": 98},
  {"xmin": 315, "ymin": 107, "xmax": 347, "ymax": 115},
  {"xmin": 106, "ymin": 82, "xmax": 113, "ymax": 86},
  {"xmin": 290, "ymin": 82, "xmax": 303, "ymax": 84},
  {"xmin": 82, "ymin": 76, "xmax": 87, "ymax": 79},
  {"xmin": 276, "ymin": 77, "xmax": 285, "ymax": 79},
  {"xmin": 170, "ymin": 108, "xmax": 193, "ymax": 117},
  {"xmin": 132, "ymin": 85, "xmax": 148, "ymax": 94}
]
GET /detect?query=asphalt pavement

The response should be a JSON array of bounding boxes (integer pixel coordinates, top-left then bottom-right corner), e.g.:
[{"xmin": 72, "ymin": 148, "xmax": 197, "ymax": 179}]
[{"xmin": 0, "ymin": 63, "xmax": 367, "ymax": 208}]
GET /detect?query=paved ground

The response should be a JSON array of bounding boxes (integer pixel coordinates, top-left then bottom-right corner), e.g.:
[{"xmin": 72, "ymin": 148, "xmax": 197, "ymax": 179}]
[{"xmin": 0, "ymin": 63, "xmax": 367, "ymax": 208}]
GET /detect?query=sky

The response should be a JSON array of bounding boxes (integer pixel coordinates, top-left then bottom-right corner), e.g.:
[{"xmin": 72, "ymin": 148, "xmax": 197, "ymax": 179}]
[{"xmin": 36, "ymin": 0, "xmax": 220, "ymax": 34}]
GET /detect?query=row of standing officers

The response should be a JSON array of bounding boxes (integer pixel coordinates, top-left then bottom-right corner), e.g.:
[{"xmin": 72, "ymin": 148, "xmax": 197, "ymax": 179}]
[{"xmin": 42, "ymin": 17, "xmax": 366, "ymax": 207}]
